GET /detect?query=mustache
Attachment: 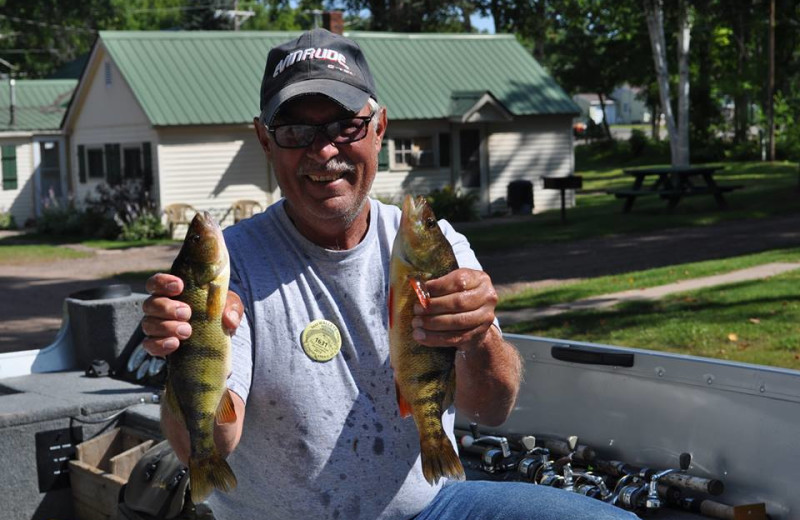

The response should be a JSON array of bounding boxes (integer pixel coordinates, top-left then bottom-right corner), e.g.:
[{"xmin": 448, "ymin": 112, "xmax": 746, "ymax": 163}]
[{"xmin": 298, "ymin": 158, "xmax": 356, "ymax": 177}]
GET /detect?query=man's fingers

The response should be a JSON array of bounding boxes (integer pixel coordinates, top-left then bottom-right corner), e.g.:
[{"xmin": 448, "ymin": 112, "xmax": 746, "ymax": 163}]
[
  {"xmin": 412, "ymin": 307, "xmax": 488, "ymax": 333},
  {"xmin": 145, "ymin": 273, "xmax": 184, "ymax": 296},
  {"xmin": 142, "ymin": 296, "xmax": 192, "ymax": 321},
  {"xmin": 143, "ymin": 335, "xmax": 181, "ymax": 357},
  {"xmin": 141, "ymin": 316, "xmax": 192, "ymax": 340}
]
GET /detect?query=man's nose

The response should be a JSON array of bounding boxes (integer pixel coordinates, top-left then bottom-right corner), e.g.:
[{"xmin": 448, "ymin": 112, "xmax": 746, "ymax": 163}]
[{"xmin": 305, "ymin": 130, "xmax": 339, "ymax": 163}]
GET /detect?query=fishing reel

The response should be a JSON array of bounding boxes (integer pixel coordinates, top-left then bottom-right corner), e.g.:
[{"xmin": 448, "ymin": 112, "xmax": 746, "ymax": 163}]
[{"xmin": 460, "ymin": 423, "xmax": 518, "ymax": 474}]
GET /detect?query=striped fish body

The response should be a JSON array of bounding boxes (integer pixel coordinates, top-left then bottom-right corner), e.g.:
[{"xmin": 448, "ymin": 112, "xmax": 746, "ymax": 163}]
[
  {"xmin": 389, "ymin": 195, "xmax": 465, "ymax": 485},
  {"xmin": 166, "ymin": 211, "xmax": 237, "ymax": 503}
]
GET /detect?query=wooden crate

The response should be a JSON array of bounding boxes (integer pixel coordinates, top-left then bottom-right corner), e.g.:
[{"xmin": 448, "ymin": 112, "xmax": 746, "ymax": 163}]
[{"xmin": 69, "ymin": 427, "xmax": 155, "ymax": 520}]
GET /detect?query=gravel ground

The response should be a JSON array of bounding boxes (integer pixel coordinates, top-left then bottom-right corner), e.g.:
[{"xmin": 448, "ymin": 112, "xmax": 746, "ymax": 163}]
[{"xmin": 2, "ymin": 213, "xmax": 799, "ymax": 354}]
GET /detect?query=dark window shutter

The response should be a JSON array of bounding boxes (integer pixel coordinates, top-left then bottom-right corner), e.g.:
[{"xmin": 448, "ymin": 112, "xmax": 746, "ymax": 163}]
[
  {"xmin": 77, "ymin": 145, "xmax": 87, "ymax": 183},
  {"xmin": 105, "ymin": 143, "xmax": 121, "ymax": 185},
  {"xmin": 142, "ymin": 142, "xmax": 153, "ymax": 190},
  {"xmin": 439, "ymin": 133, "xmax": 451, "ymax": 167},
  {"xmin": 1, "ymin": 145, "xmax": 17, "ymax": 190},
  {"xmin": 378, "ymin": 139, "xmax": 389, "ymax": 170}
]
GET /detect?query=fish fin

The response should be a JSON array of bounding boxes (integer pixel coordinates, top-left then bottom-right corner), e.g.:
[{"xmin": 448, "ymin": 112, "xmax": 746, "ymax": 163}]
[
  {"xmin": 189, "ymin": 453, "xmax": 237, "ymax": 503},
  {"xmin": 215, "ymin": 389, "xmax": 237, "ymax": 425},
  {"xmin": 395, "ymin": 381, "xmax": 413, "ymax": 418},
  {"xmin": 420, "ymin": 435, "xmax": 465, "ymax": 486},
  {"xmin": 408, "ymin": 276, "xmax": 430, "ymax": 309},
  {"xmin": 442, "ymin": 367, "xmax": 456, "ymax": 411},
  {"xmin": 207, "ymin": 281, "xmax": 225, "ymax": 317},
  {"xmin": 388, "ymin": 286, "xmax": 394, "ymax": 329},
  {"xmin": 162, "ymin": 383, "xmax": 186, "ymax": 427}
]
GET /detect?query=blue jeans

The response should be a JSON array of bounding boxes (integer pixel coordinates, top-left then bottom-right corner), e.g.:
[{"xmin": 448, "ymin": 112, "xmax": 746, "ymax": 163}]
[{"xmin": 414, "ymin": 480, "xmax": 639, "ymax": 520}]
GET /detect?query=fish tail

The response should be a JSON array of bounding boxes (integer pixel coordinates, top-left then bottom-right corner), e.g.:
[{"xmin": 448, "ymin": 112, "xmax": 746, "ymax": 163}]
[
  {"xmin": 189, "ymin": 453, "xmax": 237, "ymax": 503},
  {"xmin": 420, "ymin": 434, "xmax": 465, "ymax": 485}
]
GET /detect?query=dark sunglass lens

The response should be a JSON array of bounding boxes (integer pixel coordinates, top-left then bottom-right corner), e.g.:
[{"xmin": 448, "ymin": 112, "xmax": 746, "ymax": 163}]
[
  {"xmin": 329, "ymin": 119, "xmax": 368, "ymax": 144},
  {"xmin": 276, "ymin": 125, "xmax": 315, "ymax": 148}
]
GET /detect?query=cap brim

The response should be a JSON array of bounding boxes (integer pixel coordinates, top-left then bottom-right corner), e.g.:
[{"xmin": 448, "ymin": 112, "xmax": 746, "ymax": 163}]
[{"xmin": 262, "ymin": 79, "xmax": 371, "ymax": 126}]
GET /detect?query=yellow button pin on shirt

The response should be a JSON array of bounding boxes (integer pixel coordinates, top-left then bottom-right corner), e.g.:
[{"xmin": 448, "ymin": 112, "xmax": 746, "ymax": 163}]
[{"xmin": 301, "ymin": 319, "xmax": 342, "ymax": 362}]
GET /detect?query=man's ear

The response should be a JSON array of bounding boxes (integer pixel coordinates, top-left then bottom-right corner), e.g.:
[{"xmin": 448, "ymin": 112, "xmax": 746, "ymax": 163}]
[
  {"xmin": 374, "ymin": 107, "xmax": 388, "ymax": 152},
  {"xmin": 253, "ymin": 117, "xmax": 272, "ymax": 156}
]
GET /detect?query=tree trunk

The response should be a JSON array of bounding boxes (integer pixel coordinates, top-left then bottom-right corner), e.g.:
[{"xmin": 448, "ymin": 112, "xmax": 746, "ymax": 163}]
[
  {"xmin": 676, "ymin": 0, "xmax": 691, "ymax": 167},
  {"xmin": 644, "ymin": 0, "xmax": 680, "ymax": 166},
  {"xmin": 598, "ymin": 93, "xmax": 612, "ymax": 140},
  {"xmin": 733, "ymin": 8, "xmax": 749, "ymax": 144},
  {"xmin": 767, "ymin": 0, "xmax": 775, "ymax": 161}
]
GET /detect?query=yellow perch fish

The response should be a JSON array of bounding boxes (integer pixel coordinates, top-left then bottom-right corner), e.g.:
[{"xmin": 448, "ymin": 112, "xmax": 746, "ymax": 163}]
[
  {"xmin": 389, "ymin": 194, "xmax": 465, "ymax": 485},
  {"xmin": 165, "ymin": 211, "xmax": 237, "ymax": 502}
]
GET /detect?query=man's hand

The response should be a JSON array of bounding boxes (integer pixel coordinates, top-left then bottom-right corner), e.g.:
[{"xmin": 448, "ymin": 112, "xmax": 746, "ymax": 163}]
[
  {"xmin": 141, "ymin": 273, "xmax": 243, "ymax": 357},
  {"xmin": 410, "ymin": 268, "xmax": 498, "ymax": 351}
]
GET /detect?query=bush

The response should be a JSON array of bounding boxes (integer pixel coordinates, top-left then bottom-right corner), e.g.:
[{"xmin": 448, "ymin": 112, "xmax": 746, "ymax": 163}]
[
  {"xmin": 119, "ymin": 213, "xmax": 167, "ymax": 241},
  {"xmin": 84, "ymin": 181, "xmax": 166, "ymax": 240},
  {"xmin": 36, "ymin": 196, "xmax": 86, "ymax": 236},
  {"xmin": 725, "ymin": 140, "xmax": 761, "ymax": 161},
  {"xmin": 628, "ymin": 129, "xmax": 648, "ymax": 157},
  {"xmin": 0, "ymin": 210, "xmax": 16, "ymax": 230},
  {"xmin": 425, "ymin": 186, "xmax": 479, "ymax": 222}
]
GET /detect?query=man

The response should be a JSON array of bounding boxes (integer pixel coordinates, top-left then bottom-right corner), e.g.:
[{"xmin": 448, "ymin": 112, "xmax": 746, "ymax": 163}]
[{"xmin": 143, "ymin": 28, "xmax": 635, "ymax": 520}]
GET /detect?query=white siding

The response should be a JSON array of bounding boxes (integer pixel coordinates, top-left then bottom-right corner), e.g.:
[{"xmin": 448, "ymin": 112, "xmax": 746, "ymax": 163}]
[
  {"xmin": 372, "ymin": 119, "xmax": 452, "ymax": 203},
  {"xmin": 71, "ymin": 126, "xmax": 159, "ymax": 203},
  {"xmin": 157, "ymin": 127, "xmax": 273, "ymax": 229},
  {"xmin": 70, "ymin": 46, "xmax": 158, "ymax": 203},
  {"xmin": 0, "ymin": 139, "xmax": 34, "ymax": 226},
  {"xmin": 72, "ymin": 47, "xmax": 151, "ymax": 130},
  {"xmin": 488, "ymin": 115, "xmax": 575, "ymax": 214}
]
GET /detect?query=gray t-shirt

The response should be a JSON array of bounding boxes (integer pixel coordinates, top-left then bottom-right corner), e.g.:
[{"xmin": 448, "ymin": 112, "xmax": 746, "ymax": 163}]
[{"xmin": 209, "ymin": 198, "xmax": 483, "ymax": 520}]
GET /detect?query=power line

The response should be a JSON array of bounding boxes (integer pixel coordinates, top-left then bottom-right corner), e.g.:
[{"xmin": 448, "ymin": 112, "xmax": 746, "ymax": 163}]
[{"xmin": 0, "ymin": 14, "xmax": 96, "ymax": 34}]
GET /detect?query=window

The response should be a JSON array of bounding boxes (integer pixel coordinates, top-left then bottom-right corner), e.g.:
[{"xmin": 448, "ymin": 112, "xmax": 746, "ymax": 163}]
[
  {"xmin": 1, "ymin": 144, "xmax": 17, "ymax": 190},
  {"xmin": 79, "ymin": 142, "xmax": 151, "ymax": 185},
  {"xmin": 124, "ymin": 147, "xmax": 143, "ymax": 179},
  {"xmin": 87, "ymin": 148, "xmax": 105, "ymax": 179},
  {"xmin": 393, "ymin": 137, "xmax": 433, "ymax": 168}
]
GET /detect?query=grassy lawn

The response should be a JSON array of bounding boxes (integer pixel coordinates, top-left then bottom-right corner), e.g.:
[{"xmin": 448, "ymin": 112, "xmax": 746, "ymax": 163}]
[
  {"xmin": 0, "ymin": 233, "xmax": 176, "ymax": 265},
  {"xmin": 499, "ymin": 247, "xmax": 800, "ymax": 310},
  {"xmin": 112, "ymin": 270, "xmax": 159, "ymax": 285},
  {"xmin": 459, "ymin": 161, "xmax": 799, "ymax": 255},
  {"xmin": 0, "ymin": 244, "xmax": 92, "ymax": 265},
  {"xmin": 505, "ymin": 268, "xmax": 800, "ymax": 370}
]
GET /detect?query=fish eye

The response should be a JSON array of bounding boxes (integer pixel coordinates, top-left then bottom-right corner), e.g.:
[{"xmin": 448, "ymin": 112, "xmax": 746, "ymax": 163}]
[{"xmin": 425, "ymin": 217, "xmax": 437, "ymax": 229}]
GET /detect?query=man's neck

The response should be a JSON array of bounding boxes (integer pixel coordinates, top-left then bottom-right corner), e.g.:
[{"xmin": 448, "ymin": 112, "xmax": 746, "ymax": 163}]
[{"xmin": 284, "ymin": 203, "xmax": 371, "ymax": 250}]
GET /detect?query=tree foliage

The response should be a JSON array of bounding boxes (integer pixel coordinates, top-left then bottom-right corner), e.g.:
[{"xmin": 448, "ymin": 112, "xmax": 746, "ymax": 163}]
[{"xmin": 4, "ymin": 0, "xmax": 800, "ymax": 161}]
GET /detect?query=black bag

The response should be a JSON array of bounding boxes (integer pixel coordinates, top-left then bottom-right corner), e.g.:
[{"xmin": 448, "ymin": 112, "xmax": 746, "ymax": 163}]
[{"xmin": 117, "ymin": 441, "xmax": 192, "ymax": 520}]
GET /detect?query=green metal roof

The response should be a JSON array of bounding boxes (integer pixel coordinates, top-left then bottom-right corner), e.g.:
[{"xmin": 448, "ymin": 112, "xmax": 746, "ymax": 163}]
[
  {"xmin": 0, "ymin": 79, "xmax": 77, "ymax": 132},
  {"xmin": 98, "ymin": 30, "xmax": 578, "ymax": 126}
]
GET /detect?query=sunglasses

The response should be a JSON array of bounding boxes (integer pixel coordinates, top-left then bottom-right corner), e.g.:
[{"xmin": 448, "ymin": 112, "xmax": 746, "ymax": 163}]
[{"xmin": 268, "ymin": 110, "xmax": 375, "ymax": 149}]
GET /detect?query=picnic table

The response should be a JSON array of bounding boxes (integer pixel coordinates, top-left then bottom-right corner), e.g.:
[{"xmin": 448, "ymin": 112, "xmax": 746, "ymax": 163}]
[{"xmin": 607, "ymin": 166, "xmax": 744, "ymax": 213}]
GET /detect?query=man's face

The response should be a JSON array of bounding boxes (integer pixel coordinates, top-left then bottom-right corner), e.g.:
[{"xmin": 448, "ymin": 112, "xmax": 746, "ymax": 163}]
[{"xmin": 255, "ymin": 95, "xmax": 386, "ymax": 233}]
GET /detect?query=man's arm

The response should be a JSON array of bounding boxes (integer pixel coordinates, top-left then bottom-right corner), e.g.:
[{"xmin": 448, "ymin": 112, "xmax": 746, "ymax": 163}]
[
  {"xmin": 142, "ymin": 273, "xmax": 246, "ymax": 463},
  {"xmin": 411, "ymin": 269, "xmax": 523, "ymax": 426}
]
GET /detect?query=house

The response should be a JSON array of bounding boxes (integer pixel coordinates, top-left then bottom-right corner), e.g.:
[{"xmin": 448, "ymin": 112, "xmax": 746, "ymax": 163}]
[
  {"xmin": 573, "ymin": 93, "xmax": 616, "ymax": 125},
  {"xmin": 0, "ymin": 79, "xmax": 76, "ymax": 227},
  {"xmin": 611, "ymin": 84, "xmax": 650, "ymax": 124},
  {"xmin": 62, "ymin": 29, "xmax": 580, "ymax": 232}
]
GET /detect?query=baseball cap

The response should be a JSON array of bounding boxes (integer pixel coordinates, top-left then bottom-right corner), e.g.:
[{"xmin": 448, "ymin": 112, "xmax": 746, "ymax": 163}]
[{"xmin": 260, "ymin": 28, "xmax": 378, "ymax": 126}]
